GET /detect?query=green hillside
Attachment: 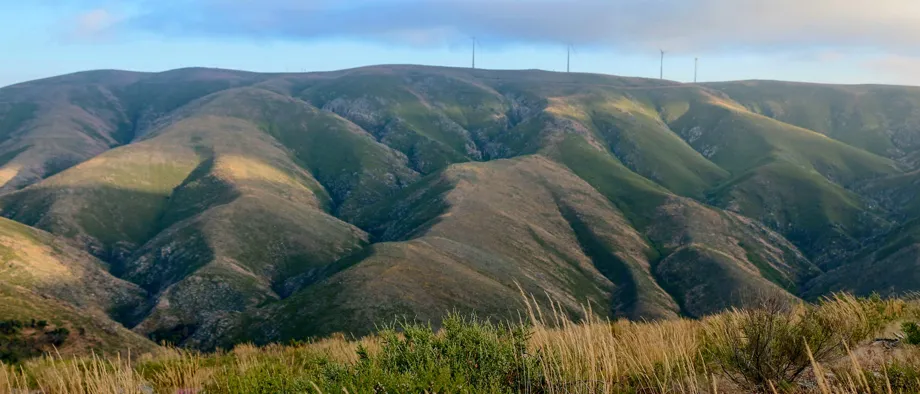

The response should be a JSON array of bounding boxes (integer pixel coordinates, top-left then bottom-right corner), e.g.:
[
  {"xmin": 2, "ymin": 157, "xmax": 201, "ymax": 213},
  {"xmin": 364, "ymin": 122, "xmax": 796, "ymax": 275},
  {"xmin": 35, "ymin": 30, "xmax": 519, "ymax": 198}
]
[{"xmin": 706, "ymin": 81, "xmax": 920, "ymax": 163}]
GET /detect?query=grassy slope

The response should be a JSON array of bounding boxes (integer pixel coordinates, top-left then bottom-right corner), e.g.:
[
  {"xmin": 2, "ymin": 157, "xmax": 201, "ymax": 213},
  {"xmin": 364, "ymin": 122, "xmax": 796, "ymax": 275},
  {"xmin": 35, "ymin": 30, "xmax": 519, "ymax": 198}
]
[
  {"xmin": 0, "ymin": 76, "xmax": 134, "ymax": 192},
  {"xmin": 0, "ymin": 135, "xmax": 202, "ymax": 261},
  {"xmin": 663, "ymin": 92, "xmax": 898, "ymax": 264},
  {"xmin": 476, "ymin": 74, "xmax": 729, "ymax": 198},
  {"xmin": 236, "ymin": 156, "xmax": 681, "ymax": 343},
  {"xmin": 298, "ymin": 72, "xmax": 489, "ymax": 173},
  {"xmin": 0, "ymin": 84, "xmax": 425, "ymax": 347},
  {"xmin": 0, "ymin": 68, "xmax": 267, "ymax": 195},
  {"xmin": 237, "ymin": 151, "xmax": 821, "ymax": 343}
]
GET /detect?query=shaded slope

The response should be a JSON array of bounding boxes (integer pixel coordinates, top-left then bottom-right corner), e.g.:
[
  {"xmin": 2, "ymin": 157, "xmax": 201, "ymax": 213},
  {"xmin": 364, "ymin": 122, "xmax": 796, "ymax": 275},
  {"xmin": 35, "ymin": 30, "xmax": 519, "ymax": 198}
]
[
  {"xmin": 805, "ymin": 219, "xmax": 920, "ymax": 298},
  {"xmin": 861, "ymin": 169, "xmax": 920, "ymax": 221},
  {"xmin": 546, "ymin": 134, "xmax": 816, "ymax": 316},
  {"xmin": 708, "ymin": 160, "xmax": 884, "ymax": 269}
]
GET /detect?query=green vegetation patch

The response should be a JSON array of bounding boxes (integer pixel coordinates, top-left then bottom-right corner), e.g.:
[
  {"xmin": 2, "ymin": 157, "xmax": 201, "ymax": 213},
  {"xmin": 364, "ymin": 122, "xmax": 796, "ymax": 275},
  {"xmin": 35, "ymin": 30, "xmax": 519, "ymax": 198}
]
[{"xmin": 206, "ymin": 315, "xmax": 540, "ymax": 394}]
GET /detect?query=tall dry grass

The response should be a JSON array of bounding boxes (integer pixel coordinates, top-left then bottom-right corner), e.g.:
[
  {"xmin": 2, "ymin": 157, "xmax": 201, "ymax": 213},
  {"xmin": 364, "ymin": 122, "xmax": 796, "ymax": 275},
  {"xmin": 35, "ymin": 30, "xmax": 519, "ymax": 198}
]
[
  {"xmin": 2, "ymin": 352, "xmax": 147, "ymax": 394},
  {"xmin": 0, "ymin": 293, "xmax": 914, "ymax": 394},
  {"xmin": 523, "ymin": 296, "xmax": 711, "ymax": 393}
]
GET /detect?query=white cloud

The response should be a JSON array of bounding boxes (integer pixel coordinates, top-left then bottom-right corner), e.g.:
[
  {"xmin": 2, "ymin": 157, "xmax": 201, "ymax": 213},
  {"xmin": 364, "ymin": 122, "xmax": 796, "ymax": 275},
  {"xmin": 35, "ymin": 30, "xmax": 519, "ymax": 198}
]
[{"xmin": 71, "ymin": 8, "xmax": 121, "ymax": 41}]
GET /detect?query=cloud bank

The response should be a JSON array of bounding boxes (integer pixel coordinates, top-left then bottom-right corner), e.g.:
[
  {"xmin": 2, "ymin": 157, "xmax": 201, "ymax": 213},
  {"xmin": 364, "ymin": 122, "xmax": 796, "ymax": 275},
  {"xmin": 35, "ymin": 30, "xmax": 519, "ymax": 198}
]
[{"xmin": 87, "ymin": 0, "xmax": 920, "ymax": 54}]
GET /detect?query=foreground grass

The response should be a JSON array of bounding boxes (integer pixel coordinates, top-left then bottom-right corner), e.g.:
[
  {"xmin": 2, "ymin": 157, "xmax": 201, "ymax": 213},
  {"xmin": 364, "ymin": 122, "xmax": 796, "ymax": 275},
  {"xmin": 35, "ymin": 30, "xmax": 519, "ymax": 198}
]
[{"xmin": 2, "ymin": 294, "xmax": 919, "ymax": 393}]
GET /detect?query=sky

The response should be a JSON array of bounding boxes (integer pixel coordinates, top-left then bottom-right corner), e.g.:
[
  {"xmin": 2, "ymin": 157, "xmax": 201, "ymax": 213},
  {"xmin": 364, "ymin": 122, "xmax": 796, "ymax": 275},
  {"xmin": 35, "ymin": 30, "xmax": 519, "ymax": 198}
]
[{"xmin": 2, "ymin": 0, "xmax": 920, "ymax": 88}]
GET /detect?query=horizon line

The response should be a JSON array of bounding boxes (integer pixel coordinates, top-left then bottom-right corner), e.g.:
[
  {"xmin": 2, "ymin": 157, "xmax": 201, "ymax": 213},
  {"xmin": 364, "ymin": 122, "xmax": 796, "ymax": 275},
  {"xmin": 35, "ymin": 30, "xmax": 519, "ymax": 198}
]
[{"xmin": 3, "ymin": 63, "xmax": 919, "ymax": 90}]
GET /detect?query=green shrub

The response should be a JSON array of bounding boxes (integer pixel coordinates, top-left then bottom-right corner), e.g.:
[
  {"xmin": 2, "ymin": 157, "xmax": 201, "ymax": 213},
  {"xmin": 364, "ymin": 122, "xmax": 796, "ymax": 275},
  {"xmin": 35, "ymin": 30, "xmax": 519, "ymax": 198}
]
[
  {"xmin": 903, "ymin": 322, "xmax": 920, "ymax": 345},
  {"xmin": 359, "ymin": 315, "xmax": 540, "ymax": 393},
  {"xmin": 0, "ymin": 320, "xmax": 70, "ymax": 363}
]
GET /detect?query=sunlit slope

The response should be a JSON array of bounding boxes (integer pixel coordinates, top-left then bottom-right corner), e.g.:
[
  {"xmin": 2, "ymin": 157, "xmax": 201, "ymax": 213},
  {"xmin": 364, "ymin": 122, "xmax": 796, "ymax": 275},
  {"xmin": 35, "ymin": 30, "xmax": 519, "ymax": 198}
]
[
  {"xmin": 706, "ymin": 80, "xmax": 920, "ymax": 164},
  {"xmin": 0, "ymin": 216, "xmax": 155, "ymax": 354},
  {"xmin": 479, "ymin": 77, "xmax": 730, "ymax": 198},
  {"xmin": 0, "ymin": 69, "xmax": 270, "ymax": 195},
  {"xmin": 0, "ymin": 71, "xmax": 143, "ymax": 192}
]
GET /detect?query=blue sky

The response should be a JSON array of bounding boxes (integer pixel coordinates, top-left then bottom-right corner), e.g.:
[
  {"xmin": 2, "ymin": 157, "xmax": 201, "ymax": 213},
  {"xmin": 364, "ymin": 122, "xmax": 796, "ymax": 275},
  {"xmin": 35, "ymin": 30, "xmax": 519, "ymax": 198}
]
[{"xmin": 2, "ymin": 0, "xmax": 919, "ymax": 88}]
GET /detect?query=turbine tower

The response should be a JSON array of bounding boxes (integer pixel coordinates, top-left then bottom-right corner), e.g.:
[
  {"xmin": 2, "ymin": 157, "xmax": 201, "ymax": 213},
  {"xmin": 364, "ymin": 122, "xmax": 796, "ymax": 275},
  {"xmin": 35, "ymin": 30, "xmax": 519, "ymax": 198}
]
[
  {"xmin": 566, "ymin": 43, "xmax": 576, "ymax": 73},
  {"xmin": 694, "ymin": 57, "xmax": 699, "ymax": 83},
  {"xmin": 567, "ymin": 44, "xmax": 571, "ymax": 73},
  {"xmin": 660, "ymin": 49, "xmax": 666, "ymax": 80},
  {"xmin": 471, "ymin": 37, "xmax": 477, "ymax": 69}
]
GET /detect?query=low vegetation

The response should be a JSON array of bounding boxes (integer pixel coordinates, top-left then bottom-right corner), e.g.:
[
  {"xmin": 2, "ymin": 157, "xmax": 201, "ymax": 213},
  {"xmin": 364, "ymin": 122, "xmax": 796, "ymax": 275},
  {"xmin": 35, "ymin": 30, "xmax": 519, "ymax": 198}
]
[
  {"xmin": 2, "ymin": 294, "xmax": 919, "ymax": 393},
  {"xmin": 0, "ymin": 319, "xmax": 69, "ymax": 364}
]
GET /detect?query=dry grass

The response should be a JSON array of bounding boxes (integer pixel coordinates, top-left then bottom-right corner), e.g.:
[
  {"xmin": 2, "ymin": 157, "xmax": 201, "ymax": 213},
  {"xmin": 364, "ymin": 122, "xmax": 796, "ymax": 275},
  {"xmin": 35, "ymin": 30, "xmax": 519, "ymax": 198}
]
[
  {"xmin": 2, "ymin": 352, "xmax": 147, "ymax": 394},
  {"xmin": 0, "ymin": 294, "xmax": 916, "ymax": 394},
  {"xmin": 524, "ymin": 297, "xmax": 708, "ymax": 393}
]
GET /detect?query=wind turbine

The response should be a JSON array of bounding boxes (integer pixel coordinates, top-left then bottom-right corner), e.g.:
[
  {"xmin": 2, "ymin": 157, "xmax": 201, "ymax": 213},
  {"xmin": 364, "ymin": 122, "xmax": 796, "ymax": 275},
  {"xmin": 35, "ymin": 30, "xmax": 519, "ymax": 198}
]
[{"xmin": 659, "ymin": 49, "xmax": 666, "ymax": 79}]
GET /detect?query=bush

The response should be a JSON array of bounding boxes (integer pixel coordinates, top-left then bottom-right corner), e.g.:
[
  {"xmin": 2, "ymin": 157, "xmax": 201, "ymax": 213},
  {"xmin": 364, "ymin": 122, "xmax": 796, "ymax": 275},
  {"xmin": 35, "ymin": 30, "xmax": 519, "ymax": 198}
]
[
  {"xmin": 0, "ymin": 320, "xmax": 23, "ymax": 335},
  {"xmin": 704, "ymin": 294, "xmax": 889, "ymax": 391},
  {"xmin": 46, "ymin": 328, "xmax": 70, "ymax": 347},
  {"xmin": 350, "ymin": 315, "xmax": 541, "ymax": 393}
]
